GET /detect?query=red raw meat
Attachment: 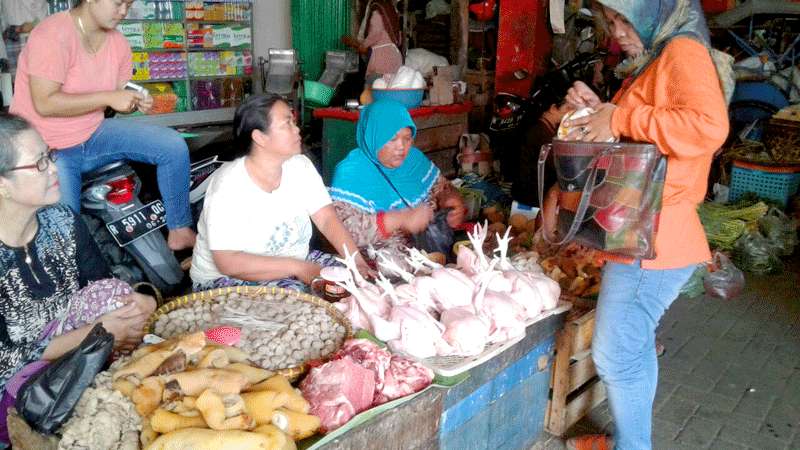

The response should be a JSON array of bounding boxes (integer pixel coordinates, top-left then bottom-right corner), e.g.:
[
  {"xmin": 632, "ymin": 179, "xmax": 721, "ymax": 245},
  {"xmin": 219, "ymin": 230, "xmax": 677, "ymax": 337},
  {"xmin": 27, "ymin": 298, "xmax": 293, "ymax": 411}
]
[
  {"xmin": 300, "ymin": 357, "xmax": 375, "ymax": 432},
  {"xmin": 374, "ymin": 355, "xmax": 434, "ymax": 405},
  {"xmin": 333, "ymin": 339, "xmax": 392, "ymax": 394},
  {"xmin": 334, "ymin": 339, "xmax": 434, "ymax": 406}
]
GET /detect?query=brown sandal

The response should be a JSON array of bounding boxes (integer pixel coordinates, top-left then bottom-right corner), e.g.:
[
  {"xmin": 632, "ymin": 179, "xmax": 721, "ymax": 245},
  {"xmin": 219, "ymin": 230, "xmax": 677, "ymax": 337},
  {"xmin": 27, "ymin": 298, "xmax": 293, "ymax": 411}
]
[{"xmin": 566, "ymin": 434, "xmax": 613, "ymax": 450}]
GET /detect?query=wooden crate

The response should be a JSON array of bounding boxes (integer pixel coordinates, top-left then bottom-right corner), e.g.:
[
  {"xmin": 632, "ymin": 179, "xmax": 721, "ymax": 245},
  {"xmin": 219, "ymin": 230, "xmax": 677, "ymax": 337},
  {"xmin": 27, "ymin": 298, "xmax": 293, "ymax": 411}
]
[{"xmin": 544, "ymin": 308, "xmax": 607, "ymax": 436}]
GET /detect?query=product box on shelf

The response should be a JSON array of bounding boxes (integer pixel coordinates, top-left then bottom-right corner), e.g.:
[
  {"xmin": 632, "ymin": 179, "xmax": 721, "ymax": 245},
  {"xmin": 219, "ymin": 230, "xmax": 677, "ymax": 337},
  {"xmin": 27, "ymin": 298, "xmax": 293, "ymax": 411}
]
[
  {"xmin": 141, "ymin": 22, "xmax": 184, "ymax": 49},
  {"xmin": 119, "ymin": 22, "xmax": 145, "ymax": 49},
  {"xmin": 186, "ymin": 23, "xmax": 250, "ymax": 49},
  {"xmin": 127, "ymin": 1, "xmax": 184, "ymax": 20}
]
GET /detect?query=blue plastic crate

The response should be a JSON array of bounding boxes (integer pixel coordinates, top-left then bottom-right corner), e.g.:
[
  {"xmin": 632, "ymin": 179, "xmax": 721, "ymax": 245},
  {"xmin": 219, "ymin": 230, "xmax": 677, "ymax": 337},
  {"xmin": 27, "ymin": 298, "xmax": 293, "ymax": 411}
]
[{"xmin": 728, "ymin": 162, "xmax": 800, "ymax": 206}]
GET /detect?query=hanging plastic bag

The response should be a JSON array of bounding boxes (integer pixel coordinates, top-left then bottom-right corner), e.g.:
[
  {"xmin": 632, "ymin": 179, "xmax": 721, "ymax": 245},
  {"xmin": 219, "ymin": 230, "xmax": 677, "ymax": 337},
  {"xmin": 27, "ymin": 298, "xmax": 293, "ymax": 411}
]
[
  {"xmin": 733, "ymin": 229, "xmax": 784, "ymax": 275},
  {"xmin": 703, "ymin": 252, "xmax": 745, "ymax": 300},
  {"xmin": 16, "ymin": 323, "xmax": 114, "ymax": 434},
  {"xmin": 680, "ymin": 264, "xmax": 707, "ymax": 298},
  {"xmin": 414, "ymin": 208, "xmax": 455, "ymax": 256},
  {"xmin": 758, "ymin": 207, "xmax": 798, "ymax": 256}
]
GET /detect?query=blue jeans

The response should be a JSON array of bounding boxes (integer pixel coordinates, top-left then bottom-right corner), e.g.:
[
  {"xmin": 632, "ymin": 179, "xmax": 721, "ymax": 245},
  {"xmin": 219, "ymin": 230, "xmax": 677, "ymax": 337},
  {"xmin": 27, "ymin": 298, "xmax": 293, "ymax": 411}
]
[
  {"xmin": 592, "ymin": 261, "xmax": 696, "ymax": 450},
  {"xmin": 54, "ymin": 119, "xmax": 191, "ymax": 230}
]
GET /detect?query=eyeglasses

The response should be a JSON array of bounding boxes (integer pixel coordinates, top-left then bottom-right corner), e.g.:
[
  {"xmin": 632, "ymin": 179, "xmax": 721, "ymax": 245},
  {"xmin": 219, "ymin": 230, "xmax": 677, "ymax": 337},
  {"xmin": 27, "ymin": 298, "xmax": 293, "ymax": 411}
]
[{"xmin": 8, "ymin": 150, "xmax": 56, "ymax": 173}]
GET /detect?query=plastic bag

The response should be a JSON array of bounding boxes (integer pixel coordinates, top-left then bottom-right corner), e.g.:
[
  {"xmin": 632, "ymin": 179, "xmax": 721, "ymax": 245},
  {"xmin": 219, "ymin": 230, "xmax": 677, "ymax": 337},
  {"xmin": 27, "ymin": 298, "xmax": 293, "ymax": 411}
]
[
  {"xmin": 16, "ymin": 323, "xmax": 114, "ymax": 434},
  {"xmin": 758, "ymin": 207, "xmax": 798, "ymax": 256},
  {"xmin": 679, "ymin": 265, "xmax": 707, "ymax": 298},
  {"xmin": 414, "ymin": 208, "xmax": 454, "ymax": 255},
  {"xmin": 703, "ymin": 252, "xmax": 745, "ymax": 300},
  {"xmin": 733, "ymin": 229, "xmax": 784, "ymax": 275}
]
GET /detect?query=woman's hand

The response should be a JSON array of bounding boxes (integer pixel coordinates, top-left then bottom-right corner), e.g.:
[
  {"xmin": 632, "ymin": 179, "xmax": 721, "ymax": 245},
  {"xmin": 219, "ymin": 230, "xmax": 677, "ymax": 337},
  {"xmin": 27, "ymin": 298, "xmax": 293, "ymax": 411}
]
[
  {"xmin": 108, "ymin": 90, "xmax": 144, "ymax": 113},
  {"xmin": 439, "ymin": 195, "xmax": 466, "ymax": 228},
  {"xmin": 97, "ymin": 303, "xmax": 148, "ymax": 349},
  {"xmin": 563, "ymin": 103, "xmax": 618, "ymax": 142},
  {"xmin": 295, "ymin": 261, "xmax": 323, "ymax": 285},
  {"xmin": 121, "ymin": 292, "xmax": 157, "ymax": 318},
  {"xmin": 354, "ymin": 253, "xmax": 377, "ymax": 280},
  {"xmin": 400, "ymin": 205, "xmax": 434, "ymax": 234},
  {"xmin": 136, "ymin": 94, "xmax": 154, "ymax": 114},
  {"xmin": 565, "ymin": 81, "xmax": 602, "ymax": 110}
]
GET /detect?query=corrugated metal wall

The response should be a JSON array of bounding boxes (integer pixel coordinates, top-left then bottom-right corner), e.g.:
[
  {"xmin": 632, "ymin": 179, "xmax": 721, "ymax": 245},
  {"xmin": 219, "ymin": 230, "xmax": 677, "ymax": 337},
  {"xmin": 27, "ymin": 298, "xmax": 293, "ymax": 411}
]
[{"xmin": 291, "ymin": 0, "xmax": 352, "ymax": 81}]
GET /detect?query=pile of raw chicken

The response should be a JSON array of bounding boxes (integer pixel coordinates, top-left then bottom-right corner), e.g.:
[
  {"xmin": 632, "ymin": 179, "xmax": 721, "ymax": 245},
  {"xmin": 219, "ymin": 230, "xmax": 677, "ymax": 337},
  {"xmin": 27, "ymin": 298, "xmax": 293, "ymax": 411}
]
[{"xmin": 331, "ymin": 223, "xmax": 561, "ymax": 359}]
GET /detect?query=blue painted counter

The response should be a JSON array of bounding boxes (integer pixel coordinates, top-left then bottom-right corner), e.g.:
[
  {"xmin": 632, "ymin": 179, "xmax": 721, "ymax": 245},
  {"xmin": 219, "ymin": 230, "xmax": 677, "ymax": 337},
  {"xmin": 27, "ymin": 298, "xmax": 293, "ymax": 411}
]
[{"xmin": 316, "ymin": 312, "xmax": 565, "ymax": 450}]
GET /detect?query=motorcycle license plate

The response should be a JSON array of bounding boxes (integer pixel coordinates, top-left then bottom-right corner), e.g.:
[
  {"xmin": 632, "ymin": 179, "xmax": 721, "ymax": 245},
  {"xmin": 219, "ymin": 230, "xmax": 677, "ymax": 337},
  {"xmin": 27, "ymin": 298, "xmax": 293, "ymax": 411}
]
[
  {"xmin": 490, "ymin": 116, "xmax": 518, "ymax": 131},
  {"xmin": 106, "ymin": 200, "xmax": 166, "ymax": 247}
]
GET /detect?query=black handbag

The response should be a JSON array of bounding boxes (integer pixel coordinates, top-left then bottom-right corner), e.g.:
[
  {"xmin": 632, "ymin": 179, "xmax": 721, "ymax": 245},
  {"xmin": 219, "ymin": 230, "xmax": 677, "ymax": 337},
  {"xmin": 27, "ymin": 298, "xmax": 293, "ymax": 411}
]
[{"xmin": 16, "ymin": 323, "xmax": 114, "ymax": 434}]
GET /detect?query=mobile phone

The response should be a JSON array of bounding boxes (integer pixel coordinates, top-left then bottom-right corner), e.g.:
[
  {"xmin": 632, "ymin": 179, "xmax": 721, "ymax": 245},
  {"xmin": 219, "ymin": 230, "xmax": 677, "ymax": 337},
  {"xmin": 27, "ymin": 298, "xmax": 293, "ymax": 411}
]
[{"xmin": 124, "ymin": 82, "xmax": 149, "ymax": 98}]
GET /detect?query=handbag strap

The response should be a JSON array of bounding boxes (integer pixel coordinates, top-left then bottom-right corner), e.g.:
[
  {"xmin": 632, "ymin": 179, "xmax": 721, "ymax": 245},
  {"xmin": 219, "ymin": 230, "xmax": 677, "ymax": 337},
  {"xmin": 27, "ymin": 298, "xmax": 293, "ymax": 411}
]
[
  {"xmin": 539, "ymin": 145, "xmax": 616, "ymax": 246},
  {"xmin": 537, "ymin": 143, "xmax": 552, "ymax": 213},
  {"xmin": 370, "ymin": 160, "xmax": 413, "ymax": 209}
]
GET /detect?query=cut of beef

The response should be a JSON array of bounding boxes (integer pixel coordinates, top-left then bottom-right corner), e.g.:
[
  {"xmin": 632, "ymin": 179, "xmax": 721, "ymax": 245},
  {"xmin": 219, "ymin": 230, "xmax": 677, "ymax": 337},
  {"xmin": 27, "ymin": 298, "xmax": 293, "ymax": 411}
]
[{"xmin": 299, "ymin": 357, "xmax": 375, "ymax": 432}]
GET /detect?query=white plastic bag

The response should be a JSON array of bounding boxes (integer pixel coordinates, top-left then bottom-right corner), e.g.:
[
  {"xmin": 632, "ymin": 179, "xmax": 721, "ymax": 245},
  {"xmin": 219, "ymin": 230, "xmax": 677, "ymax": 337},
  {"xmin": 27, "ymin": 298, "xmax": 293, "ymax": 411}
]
[{"xmin": 405, "ymin": 48, "xmax": 449, "ymax": 77}]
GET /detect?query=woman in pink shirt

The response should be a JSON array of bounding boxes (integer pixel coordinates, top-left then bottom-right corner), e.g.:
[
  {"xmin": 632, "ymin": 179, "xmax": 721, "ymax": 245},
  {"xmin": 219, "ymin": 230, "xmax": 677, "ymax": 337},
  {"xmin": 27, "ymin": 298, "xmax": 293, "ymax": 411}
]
[{"xmin": 10, "ymin": 0, "xmax": 195, "ymax": 250}]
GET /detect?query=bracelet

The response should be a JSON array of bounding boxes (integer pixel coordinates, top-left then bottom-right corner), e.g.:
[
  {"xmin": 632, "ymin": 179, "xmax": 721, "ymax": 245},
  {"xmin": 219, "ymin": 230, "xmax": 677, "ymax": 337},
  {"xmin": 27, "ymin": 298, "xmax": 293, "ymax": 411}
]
[{"xmin": 376, "ymin": 211, "xmax": 391, "ymax": 239}]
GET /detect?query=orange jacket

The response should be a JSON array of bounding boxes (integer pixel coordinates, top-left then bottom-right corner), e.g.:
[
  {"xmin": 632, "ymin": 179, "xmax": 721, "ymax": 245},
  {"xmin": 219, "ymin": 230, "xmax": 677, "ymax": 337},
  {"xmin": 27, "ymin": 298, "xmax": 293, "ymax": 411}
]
[{"xmin": 606, "ymin": 37, "xmax": 729, "ymax": 269}]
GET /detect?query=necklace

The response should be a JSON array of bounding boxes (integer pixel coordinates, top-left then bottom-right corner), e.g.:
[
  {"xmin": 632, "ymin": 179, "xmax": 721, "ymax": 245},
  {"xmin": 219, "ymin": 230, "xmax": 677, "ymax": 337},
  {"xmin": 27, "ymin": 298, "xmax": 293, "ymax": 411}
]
[
  {"xmin": 76, "ymin": 15, "xmax": 99, "ymax": 54},
  {"xmin": 23, "ymin": 244, "xmax": 41, "ymax": 284}
]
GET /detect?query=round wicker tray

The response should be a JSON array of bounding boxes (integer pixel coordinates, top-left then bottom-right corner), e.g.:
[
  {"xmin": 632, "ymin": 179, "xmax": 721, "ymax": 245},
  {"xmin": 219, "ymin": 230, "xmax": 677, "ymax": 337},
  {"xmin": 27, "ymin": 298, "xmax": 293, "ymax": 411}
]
[{"xmin": 144, "ymin": 286, "xmax": 352, "ymax": 380}]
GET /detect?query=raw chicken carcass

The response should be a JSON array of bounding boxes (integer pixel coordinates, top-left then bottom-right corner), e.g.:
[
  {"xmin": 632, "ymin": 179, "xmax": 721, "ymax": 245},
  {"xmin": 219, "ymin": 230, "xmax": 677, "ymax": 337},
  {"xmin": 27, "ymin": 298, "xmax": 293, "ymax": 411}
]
[
  {"xmin": 300, "ymin": 356, "xmax": 376, "ymax": 432},
  {"xmin": 334, "ymin": 296, "xmax": 371, "ymax": 331},
  {"xmin": 387, "ymin": 305, "xmax": 450, "ymax": 359},
  {"xmin": 480, "ymin": 290, "xmax": 526, "ymax": 342},
  {"xmin": 456, "ymin": 245, "xmax": 482, "ymax": 277},
  {"xmin": 430, "ymin": 268, "xmax": 475, "ymax": 309},
  {"xmin": 440, "ymin": 306, "xmax": 490, "ymax": 356}
]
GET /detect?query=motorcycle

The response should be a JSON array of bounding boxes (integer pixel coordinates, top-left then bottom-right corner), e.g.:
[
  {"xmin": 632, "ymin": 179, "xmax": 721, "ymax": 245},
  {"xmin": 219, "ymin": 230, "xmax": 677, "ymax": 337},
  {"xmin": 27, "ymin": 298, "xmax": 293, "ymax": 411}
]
[
  {"xmin": 488, "ymin": 9, "xmax": 605, "ymax": 205},
  {"xmin": 80, "ymin": 154, "xmax": 223, "ymax": 294}
]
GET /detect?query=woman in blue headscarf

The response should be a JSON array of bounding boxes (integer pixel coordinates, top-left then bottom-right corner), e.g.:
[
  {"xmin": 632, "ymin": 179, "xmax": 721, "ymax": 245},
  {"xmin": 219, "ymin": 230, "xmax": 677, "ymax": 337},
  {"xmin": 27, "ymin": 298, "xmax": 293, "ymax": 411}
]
[
  {"xmin": 558, "ymin": 1, "xmax": 731, "ymax": 450},
  {"xmin": 330, "ymin": 99, "xmax": 465, "ymax": 263}
]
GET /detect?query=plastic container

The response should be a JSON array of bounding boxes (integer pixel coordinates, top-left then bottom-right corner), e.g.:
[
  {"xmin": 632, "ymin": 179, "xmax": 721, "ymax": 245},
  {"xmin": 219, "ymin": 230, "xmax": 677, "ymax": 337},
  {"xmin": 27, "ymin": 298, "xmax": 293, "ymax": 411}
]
[
  {"xmin": 728, "ymin": 160, "xmax": 800, "ymax": 207},
  {"xmin": 371, "ymin": 88, "xmax": 424, "ymax": 109},
  {"xmin": 304, "ymin": 80, "xmax": 335, "ymax": 106}
]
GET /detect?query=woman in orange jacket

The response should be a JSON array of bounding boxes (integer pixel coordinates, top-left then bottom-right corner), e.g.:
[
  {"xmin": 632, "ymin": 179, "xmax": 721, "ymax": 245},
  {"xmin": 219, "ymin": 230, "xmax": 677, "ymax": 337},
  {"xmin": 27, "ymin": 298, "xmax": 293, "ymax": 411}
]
[{"xmin": 560, "ymin": 1, "xmax": 729, "ymax": 449}]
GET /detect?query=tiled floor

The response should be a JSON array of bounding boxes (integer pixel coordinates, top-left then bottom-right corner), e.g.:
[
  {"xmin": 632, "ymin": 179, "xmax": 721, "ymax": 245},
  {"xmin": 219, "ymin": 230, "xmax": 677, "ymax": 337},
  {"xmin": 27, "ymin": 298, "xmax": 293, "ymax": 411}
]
[{"xmin": 533, "ymin": 256, "xmax": 800, "ymax": 450}]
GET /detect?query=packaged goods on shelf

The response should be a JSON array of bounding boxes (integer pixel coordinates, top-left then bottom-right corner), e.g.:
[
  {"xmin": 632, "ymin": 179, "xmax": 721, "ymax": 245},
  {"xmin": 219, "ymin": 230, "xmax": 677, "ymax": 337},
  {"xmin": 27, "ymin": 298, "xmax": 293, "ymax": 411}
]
[
  {"xmin": 191, "ymin": 78, "xmax": 247, "ymax": 110},
  {"xmin": 132, "ymin": 52, "xmax": 188, "ymax": 81},
  {"xmin": 143, "ymin": 82, "xmax": 179, "ymax": 114},
  {"xmin": 119, "ymin": 22, "xmax": 145, "ymax": 49},
  {"xmin": 185, "ymin": 1, "xmax": 251, "ymax": 21},
  {"xmin": 187, "ymin": 23, "xmax": 251, "ymax": 49},
  {"xmin": 191, "ymin": 79, "xmax": 221, "ymax": 110},
  {"xmin": 189, "ymin": 50, "xmax": 251, "ymax": 77},
  {"xmin": 141, "ymin": 22, "xmax": 185, "ymax": 49},
  {"xmin": 127, "ymin": 1, "xmax": 184, "ymax": 20},
  {"xmin": 220, "ymin": 77, "xmax": 245, "ymax": 107}
]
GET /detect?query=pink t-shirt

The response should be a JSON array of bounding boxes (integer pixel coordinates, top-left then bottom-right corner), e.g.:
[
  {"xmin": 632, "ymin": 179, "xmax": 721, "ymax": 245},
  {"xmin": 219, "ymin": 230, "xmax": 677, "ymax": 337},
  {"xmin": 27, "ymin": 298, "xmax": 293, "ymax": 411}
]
[{"xmin": 10, "ymin": 12, "xmax": 133, "ymax": 149}]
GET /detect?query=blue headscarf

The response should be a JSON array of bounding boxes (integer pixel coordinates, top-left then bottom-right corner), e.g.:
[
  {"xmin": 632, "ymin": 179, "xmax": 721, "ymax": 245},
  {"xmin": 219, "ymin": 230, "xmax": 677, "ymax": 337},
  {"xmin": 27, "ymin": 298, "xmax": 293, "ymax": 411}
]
[
  {"xmin": 330, "ymin": 100, "xmax": 440, "ymax": 213},
  {"xmin": 598, "ymin": 0, "xmax": 710, "ymax": 77}
]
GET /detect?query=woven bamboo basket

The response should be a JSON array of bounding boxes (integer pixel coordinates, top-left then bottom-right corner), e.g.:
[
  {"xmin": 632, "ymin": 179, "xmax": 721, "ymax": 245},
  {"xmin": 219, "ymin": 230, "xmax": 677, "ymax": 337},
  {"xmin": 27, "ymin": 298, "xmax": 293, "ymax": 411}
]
[{"xmin": 143, "ymin": 286, "xmax": 352, "ymax": 380}]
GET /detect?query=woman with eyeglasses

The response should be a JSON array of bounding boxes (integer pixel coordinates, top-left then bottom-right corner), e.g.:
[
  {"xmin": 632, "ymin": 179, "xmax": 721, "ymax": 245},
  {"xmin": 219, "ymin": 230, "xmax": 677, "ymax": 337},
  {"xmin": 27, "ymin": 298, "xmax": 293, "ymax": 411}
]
[
  {"xmin": 9, "ymin": 0, "xmax": 196, "ymax": 251},
  {"xmin": 0, "ymin": 114, "xmax": 156, "ymax": 445}
]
